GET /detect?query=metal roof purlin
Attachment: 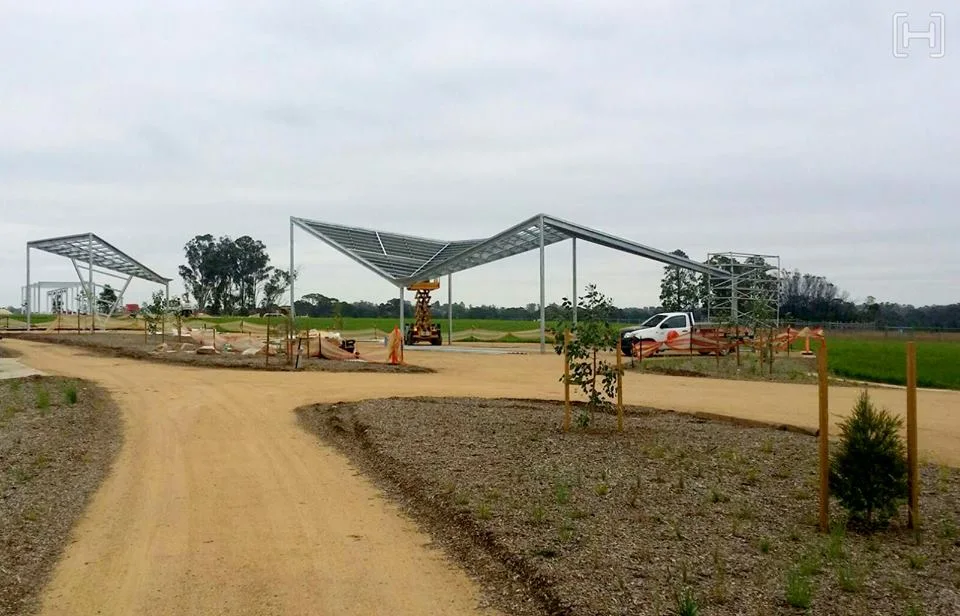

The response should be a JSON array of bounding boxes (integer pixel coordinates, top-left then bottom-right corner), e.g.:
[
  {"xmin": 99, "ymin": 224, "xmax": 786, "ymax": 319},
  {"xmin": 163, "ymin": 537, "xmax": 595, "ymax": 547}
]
[{"xmin": 27, "ymin": 232, "xmax": 170, "ymax": 284}]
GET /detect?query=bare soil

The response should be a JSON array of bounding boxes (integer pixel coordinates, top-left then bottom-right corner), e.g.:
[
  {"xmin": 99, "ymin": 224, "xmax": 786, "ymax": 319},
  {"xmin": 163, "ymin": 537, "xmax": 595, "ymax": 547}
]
[
  {"xmin": 9, "ymin": 332, "xmax": 432, "ymax": 373},
  {"xmin": 298, "ymin": 397, "xmax": 960, "ymax": 616},
  {"xmin": 0, "ymin": 375, "xmax": 122, "ymax": 616}
]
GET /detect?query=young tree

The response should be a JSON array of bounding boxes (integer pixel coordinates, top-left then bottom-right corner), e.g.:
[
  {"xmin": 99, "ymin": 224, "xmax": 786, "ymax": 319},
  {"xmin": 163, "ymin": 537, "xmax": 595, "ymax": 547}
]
[
  {"xmin": 261, "ymin": 268, "xmax": 295, "ymax": 311},
  {"xmin": 830, "ymin": 390, "xmax": 908, "ymax": 528},
  {"xmin": 659, "ymin": 249, "xmax": 700, "ymax": 311},
  {"xmin": 553, "ymin": 284, "xmax": 621, "ymax": 427}
]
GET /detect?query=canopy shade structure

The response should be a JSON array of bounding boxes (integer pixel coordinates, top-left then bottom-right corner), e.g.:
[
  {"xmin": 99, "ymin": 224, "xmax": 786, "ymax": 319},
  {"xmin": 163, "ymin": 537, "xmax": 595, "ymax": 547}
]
[
  {"xmin": 290, "ymin": 214, "xmax": 737, "ymax": 354},
  {"xmin": 291, "ymin": 213, "xmax": 729, "ymax": 287},
  {"xmin": 25, "ymin": 232, "xmax": 171, "ymax": 331},
  {"xmin": 28, "ymin": 233, "xmax": 170, "ymax": 284}
]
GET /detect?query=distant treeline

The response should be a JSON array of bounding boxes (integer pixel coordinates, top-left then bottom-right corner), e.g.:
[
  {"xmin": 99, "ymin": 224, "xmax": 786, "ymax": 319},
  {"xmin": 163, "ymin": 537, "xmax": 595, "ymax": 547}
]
[{"xmin": 293, "ymin": 290, "xmax": 960, "ymax": 329}]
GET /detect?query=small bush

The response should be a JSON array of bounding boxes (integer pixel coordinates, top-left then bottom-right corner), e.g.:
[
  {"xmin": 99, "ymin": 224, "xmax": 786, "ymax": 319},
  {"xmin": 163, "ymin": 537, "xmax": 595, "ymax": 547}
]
[
  {"xmin": 673, "ymin": 586, "xmax": 700, "ymax": 616},
  {"xmin": 64, "ymin": 383, "xmax": 78, "ymax": 404},
  {"xmin": 554, "ymin": 483, "xmax": 571, "ymax": 504},
  {"xmin": 594, "ymin": 482, "xmax": 610, "ymax": 496},
  {"xmin": 830, "ymin": 390, "xmax": 908, "ymax": 527},
  {"xmin": 758, "ymin": 537, "xmax": 772, "ymax": 553},
  {"xmin": 785, "ymin": 568, "xmax": 813, "ymax": 609},
  {"xmin": 837, "ymin": 562, "xmax": 863, "ymax": 593},
  {"xmin": 35, "ymin": 387, "xmax": 50, "ymax": 410}
]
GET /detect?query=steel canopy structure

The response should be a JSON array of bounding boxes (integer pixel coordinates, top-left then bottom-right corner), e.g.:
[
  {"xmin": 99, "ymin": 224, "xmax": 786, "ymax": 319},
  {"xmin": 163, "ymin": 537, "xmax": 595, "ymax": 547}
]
[
  {"xmin": 290, "ymin": 214, "xmax": 733, "ymax": 353},
  {"xmin": 26, "ymin": 233, "xmax": 171, "ymax": 331}
]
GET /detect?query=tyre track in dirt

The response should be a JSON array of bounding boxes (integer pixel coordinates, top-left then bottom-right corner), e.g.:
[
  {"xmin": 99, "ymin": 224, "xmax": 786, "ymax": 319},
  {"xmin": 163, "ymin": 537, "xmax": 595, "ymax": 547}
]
[{"xmin": 9, "ymin": 339, "xmax": 960, "ymax": 615}]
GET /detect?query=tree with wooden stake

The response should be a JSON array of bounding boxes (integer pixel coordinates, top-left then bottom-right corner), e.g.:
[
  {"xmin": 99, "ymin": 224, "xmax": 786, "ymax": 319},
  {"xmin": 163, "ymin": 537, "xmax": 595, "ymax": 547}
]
[{"xmin": 553, "ymin": 284, "xmax": 622, "ymax": 430}]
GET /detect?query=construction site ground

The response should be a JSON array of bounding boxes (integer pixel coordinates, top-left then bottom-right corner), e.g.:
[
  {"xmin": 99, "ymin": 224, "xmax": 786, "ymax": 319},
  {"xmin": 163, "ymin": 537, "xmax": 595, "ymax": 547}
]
[{"xmin": 3, "ymin": 337, "xmax": 960, "ymax": 615}]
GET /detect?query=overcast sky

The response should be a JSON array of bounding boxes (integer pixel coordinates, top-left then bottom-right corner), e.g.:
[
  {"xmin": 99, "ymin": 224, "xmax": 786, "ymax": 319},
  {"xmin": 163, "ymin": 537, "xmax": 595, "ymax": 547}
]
[{"xmin": 3, "ymin": 1, "xmax": 957, "ymax": 312}]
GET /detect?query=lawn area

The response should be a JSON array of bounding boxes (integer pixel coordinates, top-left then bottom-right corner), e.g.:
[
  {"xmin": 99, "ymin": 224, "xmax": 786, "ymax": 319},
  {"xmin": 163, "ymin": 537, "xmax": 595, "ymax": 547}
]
[
  {"xmin": 825, "ymin": 337, "xmax": 960, "ymax": 390},
  {"xmin": 638, "ymin": 338, "xmax": 960, "ymax": 391}
]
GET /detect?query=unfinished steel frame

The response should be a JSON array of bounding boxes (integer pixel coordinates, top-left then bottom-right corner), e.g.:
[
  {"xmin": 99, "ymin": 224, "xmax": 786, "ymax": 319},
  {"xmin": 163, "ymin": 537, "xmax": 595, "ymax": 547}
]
[
  {"xmin": 25, "ymin": 233, "xmax": 171, "ymax": 331},
  {"xmin": 290, "ymin": 214, "xmax": 735, "ymax": 353},
  {"xmin": 705, "ymin": 252, "xmax": 782, "ymax": 330}
]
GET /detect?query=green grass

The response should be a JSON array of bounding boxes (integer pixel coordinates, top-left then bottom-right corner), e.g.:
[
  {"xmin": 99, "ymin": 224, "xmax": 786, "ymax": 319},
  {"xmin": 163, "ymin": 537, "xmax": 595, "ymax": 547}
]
[
  {"xmin": 824, "ymin": 338, "xmax": 960, "ymax": 390},
  {"xmin": 182, "ymin": 315, "xmax": 637, "ymax": 336}
]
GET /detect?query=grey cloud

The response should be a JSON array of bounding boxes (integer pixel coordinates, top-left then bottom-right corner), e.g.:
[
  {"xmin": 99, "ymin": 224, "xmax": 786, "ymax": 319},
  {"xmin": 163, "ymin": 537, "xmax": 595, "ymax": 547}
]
[{"xmin": 2, "ymin": 0, "xmax": 958, "ymax": 309}]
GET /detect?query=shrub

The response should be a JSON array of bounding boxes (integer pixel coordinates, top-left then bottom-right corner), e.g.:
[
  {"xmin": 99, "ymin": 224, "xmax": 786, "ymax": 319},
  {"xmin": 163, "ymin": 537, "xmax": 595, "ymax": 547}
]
[
  {"xmin": 829, "ymin": 389, "xmax": 908, "ymax": 527},
  {"xmin": 64, "ymin": 383, "xmax": 78, "ymax": 404},
  {"xmin": 785, "ymin": 567, "xmax": 813, "ymax": 609}
]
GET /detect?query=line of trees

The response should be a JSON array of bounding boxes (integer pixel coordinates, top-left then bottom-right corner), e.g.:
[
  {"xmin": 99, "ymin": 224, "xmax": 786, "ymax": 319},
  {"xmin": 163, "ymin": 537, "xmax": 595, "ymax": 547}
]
[
  {"xmin": 178, "ymin": 234, "xmax": 293, "ymax": 316},
  {"xmin": 292, "ymin": 292, "xmax": 661, "ymax": 323},
  {"xmin": 292, "ymin": 254, "xmax": 958, "ymax": 328}
]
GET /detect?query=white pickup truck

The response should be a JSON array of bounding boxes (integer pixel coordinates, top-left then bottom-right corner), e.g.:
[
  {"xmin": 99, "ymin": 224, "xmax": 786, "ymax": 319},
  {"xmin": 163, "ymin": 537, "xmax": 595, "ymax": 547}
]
[
  {"xmin": 619, "ymin": 312, "xmax": 695, "ymax": 355},
  {"xmin": 619, "ymin": 312, "xmax": 751, "ymax": 356}
]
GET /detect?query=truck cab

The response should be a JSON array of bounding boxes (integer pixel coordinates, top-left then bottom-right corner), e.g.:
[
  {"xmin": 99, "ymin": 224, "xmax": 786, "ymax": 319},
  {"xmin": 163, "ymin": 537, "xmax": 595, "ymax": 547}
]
[{"xmin": 620, "ymin": 312, "xmax": 694, "ymax": 355}]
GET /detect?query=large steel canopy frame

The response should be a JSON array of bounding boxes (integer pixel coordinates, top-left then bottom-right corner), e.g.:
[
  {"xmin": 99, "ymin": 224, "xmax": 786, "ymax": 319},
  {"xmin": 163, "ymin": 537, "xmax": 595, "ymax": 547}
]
[
  {"xmin": 25, "ymin": 233, "xmax": 171, "ymax": 331},
  {"xmin": 290, "ymin": 214, "xmax": 733, "ymax": 353}
]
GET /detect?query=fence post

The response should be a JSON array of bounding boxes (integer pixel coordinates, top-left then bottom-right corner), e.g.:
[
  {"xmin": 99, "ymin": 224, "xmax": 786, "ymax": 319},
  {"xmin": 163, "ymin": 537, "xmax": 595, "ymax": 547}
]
[
  {"xmin": 563, "ymin": 330, "xmax": 571, "ymax": 432},
  {"xmin": 818, "ymin": 341, "xmax": 830, "ymax": 533},
  {"xmin": 907, "ymin": 342, "xmax": 919, "ymax": 529},
  {"xmin": 616, "ymin": 340, "xmax": 624, "ymax": 432}
]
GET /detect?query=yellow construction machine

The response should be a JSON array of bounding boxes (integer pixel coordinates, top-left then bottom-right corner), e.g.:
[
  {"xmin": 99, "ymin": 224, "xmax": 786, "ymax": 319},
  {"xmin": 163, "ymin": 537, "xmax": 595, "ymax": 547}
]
[{"xmin": 404, "ymin": 279, "xmax": 442, "ymax": 346}]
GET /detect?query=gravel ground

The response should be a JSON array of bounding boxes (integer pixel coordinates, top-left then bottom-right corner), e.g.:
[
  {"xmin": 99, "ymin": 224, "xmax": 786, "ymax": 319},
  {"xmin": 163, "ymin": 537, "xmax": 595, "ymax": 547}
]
[
  {"xmin": 9, "ymin": 333, "xmax": 432, "ymax": 374},
  {"xmin": 298, "ymin": 397, "xmax": 960, "ymax": 616},
  {"xmin": 0, "ymin": 375, "xmax": 122, "ymax": 616}
]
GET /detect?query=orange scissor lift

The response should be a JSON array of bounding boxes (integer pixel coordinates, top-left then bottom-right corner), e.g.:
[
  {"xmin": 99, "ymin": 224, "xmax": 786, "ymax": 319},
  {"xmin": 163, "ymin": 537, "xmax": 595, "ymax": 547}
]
[{"xmin": 404, "ymin": 279, "xmax": 443, "ymax": 346}]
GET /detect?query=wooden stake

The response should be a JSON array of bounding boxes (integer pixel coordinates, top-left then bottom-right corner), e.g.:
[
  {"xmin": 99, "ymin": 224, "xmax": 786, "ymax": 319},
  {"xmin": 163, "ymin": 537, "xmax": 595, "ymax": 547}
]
[
  {"xmin": 265, "ymin": 315, "xmax": 270, "ymax": 367},
  {"xmin": 616, "ymin": 339, "xmax": 624, "ymax": 432},
  {"xmin": 563, "ymin": 330, "xmax": 571, "ymax": 432},
  {"xmin": 907, "ymin": 342, "xmax": 920, "ymax": 529},
  {"xmin": 818, "ymin": 341, "xmax": 830, "ymax": 533}
]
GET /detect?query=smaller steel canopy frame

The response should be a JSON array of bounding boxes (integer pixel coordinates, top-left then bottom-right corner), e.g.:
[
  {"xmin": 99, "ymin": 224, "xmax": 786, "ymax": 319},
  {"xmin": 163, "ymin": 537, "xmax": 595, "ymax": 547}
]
[
  {"xmin": 705, "ymin": 252, "xmax": 782, "ymax": 329},
  {"xmin": 21, "ymin": 281, "xmax": 93, "ymax": 314},
  {"xmin": 25, "ymin": 233, "xmax": 171, "ymax": 331},
  {"xmin": 290, "ymin": 214, "xmax": 735, "ymax": 353}
]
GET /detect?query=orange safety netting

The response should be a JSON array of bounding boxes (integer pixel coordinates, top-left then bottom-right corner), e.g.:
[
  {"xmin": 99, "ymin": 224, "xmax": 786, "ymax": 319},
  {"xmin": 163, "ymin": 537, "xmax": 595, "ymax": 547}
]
[
  {"xmin": 628, "ymin": 329, "xmax": 736, "ymax": 359},
  {"xmin": 628, "ymin": 326, "xmax": 827, "ymax": 359}
]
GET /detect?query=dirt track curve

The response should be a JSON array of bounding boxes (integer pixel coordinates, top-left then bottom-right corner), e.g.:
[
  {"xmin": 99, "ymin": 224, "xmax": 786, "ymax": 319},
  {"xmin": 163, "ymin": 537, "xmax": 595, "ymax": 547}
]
[{"xmin": 9, "ymin": 339, "xmax": 960, "ymax": 615}]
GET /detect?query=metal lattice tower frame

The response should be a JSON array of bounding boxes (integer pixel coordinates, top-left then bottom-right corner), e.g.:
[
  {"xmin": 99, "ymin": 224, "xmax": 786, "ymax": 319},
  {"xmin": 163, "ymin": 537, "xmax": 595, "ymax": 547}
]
[
  {"xmin": 705, "ymin": 252, "xmax": 781, "ymax": 329},
  {"xmin": 290, "ymin": 213, "xmax": 734, "ymax": 353},
  {"xmin": 25, "ymin": 233, "xmax": 171, "ymax": 332}
]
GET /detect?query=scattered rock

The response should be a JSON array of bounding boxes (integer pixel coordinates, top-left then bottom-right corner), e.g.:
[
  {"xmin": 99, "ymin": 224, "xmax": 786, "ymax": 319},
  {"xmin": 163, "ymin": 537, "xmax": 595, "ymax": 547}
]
[
  {"xmin": 241, "ymin": 347, "xmax": 261, "ymax": 356},
  {"xmin": 195, "ymin": 345, "xmax": 218, "ymax": 355}
]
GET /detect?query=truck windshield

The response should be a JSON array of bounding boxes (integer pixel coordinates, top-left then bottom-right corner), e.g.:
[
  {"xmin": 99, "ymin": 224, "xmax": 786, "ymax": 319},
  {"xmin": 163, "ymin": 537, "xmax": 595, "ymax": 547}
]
[{"xmin": 639, "ymin": 314, "xmax": 667, "ymax": 328}]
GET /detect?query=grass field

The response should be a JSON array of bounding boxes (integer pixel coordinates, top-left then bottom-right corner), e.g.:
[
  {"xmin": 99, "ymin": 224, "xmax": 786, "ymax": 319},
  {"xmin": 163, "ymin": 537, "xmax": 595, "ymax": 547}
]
[{"xmin": 823, "ymin": 337, "xmax": 960, "ymax": 390}]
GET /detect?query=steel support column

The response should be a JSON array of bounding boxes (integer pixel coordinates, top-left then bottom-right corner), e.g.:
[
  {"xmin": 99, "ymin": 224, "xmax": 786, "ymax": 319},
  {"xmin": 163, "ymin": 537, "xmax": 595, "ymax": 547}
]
[
  {"xmin": 25, "ymin": 245, "xmax": 31, "ymax": 329},
  {"xmin": 88, "ymin": 233, "xmax": 94, "ymax": 333},
  {"xmin": 447, "ymin": 273, "xmax": 453, "ymax": 346},
  {"xmin": 289, "ymin": 218, "xmax": 296, "ymax": 319},
  {"xmin": 399, "ymin": 286, "xmax": 405, "ymax": 339},
  {"xmin": 572, "ymin": 237, "xmax": 577, "ymax": 326},
  {"xmin": 539, "ymin": 215, "xmax": 546, "ymax": 354}
]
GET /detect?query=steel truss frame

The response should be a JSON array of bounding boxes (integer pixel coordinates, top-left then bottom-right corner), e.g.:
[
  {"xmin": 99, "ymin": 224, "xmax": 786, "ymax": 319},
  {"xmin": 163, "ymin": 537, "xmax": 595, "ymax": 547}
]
[
  {"xmin": 705, "ymin": 252, "xmax": 782, "ymax": 330},
  {"xmin": 25, "ymin": 233, "xmax": 171, "ymax": 331},
  {"xmin": 290, "ymin": 213, "xmax": 734, "ymax": 353}
]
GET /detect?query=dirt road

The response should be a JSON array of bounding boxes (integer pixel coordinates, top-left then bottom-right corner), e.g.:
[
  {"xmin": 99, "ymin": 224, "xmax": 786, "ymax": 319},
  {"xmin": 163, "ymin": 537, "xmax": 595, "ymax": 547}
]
[{"xmin": 9, "ymin": 339, "xmax": 960, "ymax": 614}]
